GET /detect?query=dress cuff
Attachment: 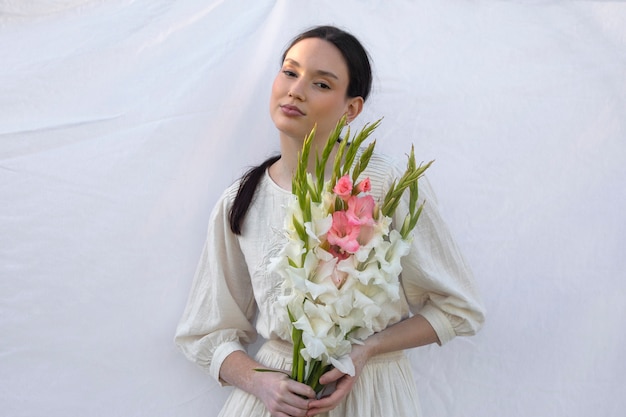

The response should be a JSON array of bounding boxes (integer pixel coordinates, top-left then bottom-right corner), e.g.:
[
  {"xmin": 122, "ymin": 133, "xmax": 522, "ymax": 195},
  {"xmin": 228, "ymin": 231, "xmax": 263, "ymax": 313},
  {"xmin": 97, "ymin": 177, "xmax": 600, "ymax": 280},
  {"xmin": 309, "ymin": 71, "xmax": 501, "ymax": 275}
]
[
  {"xmin": 210, "ymin": 341, "xmax": 246, "ymax": 386},
  {"xmin": 418, "ymin": 303, "xmax": 456, "ymax": 345}
]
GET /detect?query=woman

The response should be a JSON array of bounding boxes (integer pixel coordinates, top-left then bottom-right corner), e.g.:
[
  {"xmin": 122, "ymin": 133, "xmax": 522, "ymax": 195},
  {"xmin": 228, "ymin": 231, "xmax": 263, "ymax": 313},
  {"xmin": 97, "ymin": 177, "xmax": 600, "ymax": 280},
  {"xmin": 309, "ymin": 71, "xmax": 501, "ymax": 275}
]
[{"xmin": 175, "ymin": 25, "xmax": 485, "ymax": 417}]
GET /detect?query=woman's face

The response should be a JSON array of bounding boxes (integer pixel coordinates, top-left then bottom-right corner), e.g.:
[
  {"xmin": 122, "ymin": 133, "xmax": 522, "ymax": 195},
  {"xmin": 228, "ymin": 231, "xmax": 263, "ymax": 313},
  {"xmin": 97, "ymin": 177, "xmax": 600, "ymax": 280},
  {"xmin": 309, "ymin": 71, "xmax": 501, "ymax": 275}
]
[{"xmin": 270, "ymin": 37, "xmax": 362, "ymax": 143}]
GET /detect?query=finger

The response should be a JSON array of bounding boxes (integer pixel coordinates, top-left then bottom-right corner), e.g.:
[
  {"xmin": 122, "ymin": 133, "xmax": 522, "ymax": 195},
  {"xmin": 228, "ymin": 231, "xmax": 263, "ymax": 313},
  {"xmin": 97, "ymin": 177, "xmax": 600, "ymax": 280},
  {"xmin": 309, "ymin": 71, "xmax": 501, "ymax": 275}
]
[
  {"xmin": 286, "ymin": 380, "xmax": 316, "ymax": 400},
  {"xmin": 307, "ymin": 391, "xmax": 340, "ymax": 413},
  {"xmin": 307, "ymin": 404, "xmax": 335, "ymax": 416},
  {"xmin": 308, "ymin": 393, "xmax": 338, "ymax": 411},
  {"xmin": 272, "ymin": 390, "xmax": 310, "ymax": 417},
  {"xmin": 283, "ymin": 395, "xmax": 311, "ymax": 413},
  {"xmin": 307, "ymin": 377, "xmax": 352, "ymax": 412},
  {"xmin": 318, "ymin": 368, "xmax": 344, "ymax": 385},
  {"xmin": 279, "ymin": 402, "xmax": 310, "ymax": 417}
]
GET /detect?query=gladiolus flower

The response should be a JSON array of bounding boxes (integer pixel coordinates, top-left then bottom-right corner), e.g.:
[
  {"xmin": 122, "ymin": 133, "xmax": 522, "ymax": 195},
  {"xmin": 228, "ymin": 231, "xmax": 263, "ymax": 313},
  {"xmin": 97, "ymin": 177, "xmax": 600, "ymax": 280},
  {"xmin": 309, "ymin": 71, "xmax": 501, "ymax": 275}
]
[
  {"xmin": 267, "ymin": 118, "xmax": 431, "ymax": 394},
  {"xmin": 327, "ymin": 211, "xmax": 360, "ymax": 253},
  {"xmin": 330, "ymin": 267, "xmax": 348, "ymax": 289},
  {"xmin": 355, "ymin": 177, "xmax": 371, "ymax": 194},
  {"xmin": 333, "ymin": 175, "xmax": 353, "ymax": 201},
  {"xmin": 345, "ymin": 195, "xmax": 375, "ymax": 226}
]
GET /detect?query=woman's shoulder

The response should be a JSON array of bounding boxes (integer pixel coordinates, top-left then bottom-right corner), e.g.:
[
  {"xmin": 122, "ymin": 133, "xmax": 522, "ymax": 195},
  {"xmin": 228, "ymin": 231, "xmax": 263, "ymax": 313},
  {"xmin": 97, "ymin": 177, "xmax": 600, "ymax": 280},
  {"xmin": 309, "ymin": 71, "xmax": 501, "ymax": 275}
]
[
  {"xmin": 213, "ymin": 178, "xmax": 244, "ymax": 210},
  {"xmin": 359, "ymin": 146, "xmax": 437, "ymax": 203},
  {"xmin": 216, "ymin": 168, "xmax": 281, "ymax": 209},
  {"xmin": 359, "ymin": 147, "xmax": 403, "ymax": 180}
]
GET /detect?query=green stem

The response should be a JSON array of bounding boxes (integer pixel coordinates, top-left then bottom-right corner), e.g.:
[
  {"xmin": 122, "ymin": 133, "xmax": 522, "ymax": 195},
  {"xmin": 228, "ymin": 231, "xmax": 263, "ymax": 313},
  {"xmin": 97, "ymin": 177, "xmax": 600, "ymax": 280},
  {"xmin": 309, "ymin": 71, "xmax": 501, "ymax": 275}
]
[
  {"xmin": 308, "ymin": 362, "xmax": 331, "ymax": 394},
  {"xmin": 291, "ymin": 328, "xmax": 302, "ymax": 381},
  {"xmin": 297, "ymin": 346, "xmax": 305, "ymax": 383}
]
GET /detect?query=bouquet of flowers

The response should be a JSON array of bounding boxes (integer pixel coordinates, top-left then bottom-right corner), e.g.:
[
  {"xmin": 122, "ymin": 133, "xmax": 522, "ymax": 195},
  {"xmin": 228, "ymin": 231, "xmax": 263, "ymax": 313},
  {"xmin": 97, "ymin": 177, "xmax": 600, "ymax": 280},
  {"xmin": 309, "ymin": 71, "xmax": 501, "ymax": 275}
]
[{"xmin": 269, "ymin": 117, "xmax": 432, "ymax": 395}]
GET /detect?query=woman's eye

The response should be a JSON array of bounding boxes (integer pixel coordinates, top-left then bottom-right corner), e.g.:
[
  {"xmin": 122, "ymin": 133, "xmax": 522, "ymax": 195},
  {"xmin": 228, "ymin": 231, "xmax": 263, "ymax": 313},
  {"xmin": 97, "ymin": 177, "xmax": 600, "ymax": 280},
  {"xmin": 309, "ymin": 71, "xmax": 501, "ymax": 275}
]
[
  {"xmin": 315, "ymin": 82, "xmax": 331, "ymax": 90},
  {"xmin": 282, "ymin": 70, "xmax": 297, "ymax": 77}
]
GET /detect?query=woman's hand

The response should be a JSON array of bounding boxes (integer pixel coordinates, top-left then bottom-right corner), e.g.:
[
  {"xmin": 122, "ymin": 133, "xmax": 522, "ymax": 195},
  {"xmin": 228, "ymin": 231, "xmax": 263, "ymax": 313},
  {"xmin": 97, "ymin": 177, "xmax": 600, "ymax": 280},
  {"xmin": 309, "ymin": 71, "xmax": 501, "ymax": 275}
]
[
  {"xmin": 305, "ymin": 344, "xmax": 370, "ymax": 416},
  {"xmin": 252, "ymin": 369, "xmax": 316, "ymax": 417}
]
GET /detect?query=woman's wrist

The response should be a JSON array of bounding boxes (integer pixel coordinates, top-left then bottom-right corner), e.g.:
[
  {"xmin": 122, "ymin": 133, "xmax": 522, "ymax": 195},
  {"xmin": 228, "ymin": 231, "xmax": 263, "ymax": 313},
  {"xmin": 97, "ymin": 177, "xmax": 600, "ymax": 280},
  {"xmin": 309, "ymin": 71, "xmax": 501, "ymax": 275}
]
[{"xmin": 354, "ymin": 337, "xmax": 378, "ymax": 369}]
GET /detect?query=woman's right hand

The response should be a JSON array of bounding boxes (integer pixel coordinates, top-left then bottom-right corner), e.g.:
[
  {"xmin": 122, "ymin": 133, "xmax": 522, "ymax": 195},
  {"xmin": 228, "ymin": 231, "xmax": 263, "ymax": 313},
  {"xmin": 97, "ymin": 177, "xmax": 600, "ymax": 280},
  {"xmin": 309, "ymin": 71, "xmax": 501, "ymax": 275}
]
[{"xmin": 252, "ymin": 370, "xmax": 316, "ymax": 417}]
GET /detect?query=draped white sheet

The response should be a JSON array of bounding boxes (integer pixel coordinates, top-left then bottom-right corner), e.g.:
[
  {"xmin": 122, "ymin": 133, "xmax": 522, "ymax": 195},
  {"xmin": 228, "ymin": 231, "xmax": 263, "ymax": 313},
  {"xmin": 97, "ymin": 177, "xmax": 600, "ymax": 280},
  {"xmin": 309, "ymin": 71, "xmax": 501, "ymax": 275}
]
[{"xmin": 1, "ymin": 1, "xmax": 625, "ymax": 416}]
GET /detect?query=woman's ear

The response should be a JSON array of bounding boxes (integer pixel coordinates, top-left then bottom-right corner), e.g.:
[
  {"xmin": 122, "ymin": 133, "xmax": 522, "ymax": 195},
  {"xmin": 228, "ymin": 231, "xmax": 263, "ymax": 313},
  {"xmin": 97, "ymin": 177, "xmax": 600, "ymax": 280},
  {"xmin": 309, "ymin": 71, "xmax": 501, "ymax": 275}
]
[{"xmin": 344, "ymin": 96, "xmax": 364, "ymax": 123}]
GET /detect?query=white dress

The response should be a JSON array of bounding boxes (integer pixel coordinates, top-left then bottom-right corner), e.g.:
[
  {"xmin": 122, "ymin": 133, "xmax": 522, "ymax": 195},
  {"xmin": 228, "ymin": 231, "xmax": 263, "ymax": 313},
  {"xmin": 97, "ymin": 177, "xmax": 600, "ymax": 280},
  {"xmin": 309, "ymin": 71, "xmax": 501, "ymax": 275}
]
[{"xmin": 175, "ymin": 151, "xmax": 485, "ymax": 417}]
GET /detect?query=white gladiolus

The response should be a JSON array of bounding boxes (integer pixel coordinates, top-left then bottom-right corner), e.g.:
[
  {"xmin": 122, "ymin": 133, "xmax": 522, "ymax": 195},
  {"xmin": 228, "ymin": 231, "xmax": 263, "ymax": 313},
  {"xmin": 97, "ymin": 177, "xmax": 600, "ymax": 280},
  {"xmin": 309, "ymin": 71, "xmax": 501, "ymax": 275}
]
[
  {"xmin": 271, "ymin": 188, "xmax": 414, "ymax": 381},
  {"xmin": 267, "ymin": 117, "xmax": 431, "ymax": 394}
]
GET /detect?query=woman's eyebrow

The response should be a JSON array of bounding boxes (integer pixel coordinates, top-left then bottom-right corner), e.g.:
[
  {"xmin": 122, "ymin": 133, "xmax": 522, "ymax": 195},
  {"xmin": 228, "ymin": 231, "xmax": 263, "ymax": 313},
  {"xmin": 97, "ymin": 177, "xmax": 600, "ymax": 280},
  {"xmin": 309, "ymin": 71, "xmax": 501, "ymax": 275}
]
[{"xmin": 284, "ymin": 58, "xmax": 339, "ymax": 80}]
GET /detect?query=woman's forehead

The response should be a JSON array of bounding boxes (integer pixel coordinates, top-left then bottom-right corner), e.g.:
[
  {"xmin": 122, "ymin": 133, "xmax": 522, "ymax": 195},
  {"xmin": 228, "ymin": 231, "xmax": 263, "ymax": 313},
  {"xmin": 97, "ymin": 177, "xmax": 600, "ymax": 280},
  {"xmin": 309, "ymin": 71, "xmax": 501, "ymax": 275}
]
[{"xmin": 284, "ymin": 38, "xmax": 348, "ymax": 75}]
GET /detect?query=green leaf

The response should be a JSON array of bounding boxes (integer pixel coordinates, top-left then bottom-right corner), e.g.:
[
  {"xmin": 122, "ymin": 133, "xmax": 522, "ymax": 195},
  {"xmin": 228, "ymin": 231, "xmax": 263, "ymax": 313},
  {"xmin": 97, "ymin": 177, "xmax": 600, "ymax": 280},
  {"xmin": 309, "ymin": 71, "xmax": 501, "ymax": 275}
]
[
  {"xmin": 292, "ymin": 215, "xmax": 306, "ymax": 242},
  {"xmin": 352, "ymin": 140, "xmax": 376, "ymax": 183}
]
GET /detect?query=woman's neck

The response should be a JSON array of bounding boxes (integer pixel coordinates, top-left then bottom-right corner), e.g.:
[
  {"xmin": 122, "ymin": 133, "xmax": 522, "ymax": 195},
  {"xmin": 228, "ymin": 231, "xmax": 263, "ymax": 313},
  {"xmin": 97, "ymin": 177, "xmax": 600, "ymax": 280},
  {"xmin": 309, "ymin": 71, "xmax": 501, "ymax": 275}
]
[{"xmin": 269, "ymin": 131, "xmax": 338, "ymax": 190}]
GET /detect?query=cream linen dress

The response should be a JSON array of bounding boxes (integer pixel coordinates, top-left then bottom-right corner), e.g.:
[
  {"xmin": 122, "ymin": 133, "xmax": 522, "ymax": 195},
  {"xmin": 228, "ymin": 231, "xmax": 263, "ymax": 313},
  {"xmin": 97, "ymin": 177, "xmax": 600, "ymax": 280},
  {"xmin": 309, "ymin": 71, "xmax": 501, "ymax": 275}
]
[{"xmin": 175, "ymin": 150, "xmax": 485, "ymax": 417}]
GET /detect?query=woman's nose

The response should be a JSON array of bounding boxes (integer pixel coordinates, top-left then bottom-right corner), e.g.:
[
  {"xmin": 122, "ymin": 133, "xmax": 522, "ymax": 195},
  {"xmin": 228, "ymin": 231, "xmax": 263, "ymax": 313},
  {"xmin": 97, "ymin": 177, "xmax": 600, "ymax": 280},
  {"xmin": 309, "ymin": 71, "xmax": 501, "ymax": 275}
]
[{"xmin": 288, "ymin": 81, "xmax": 305, "ymax": 101}]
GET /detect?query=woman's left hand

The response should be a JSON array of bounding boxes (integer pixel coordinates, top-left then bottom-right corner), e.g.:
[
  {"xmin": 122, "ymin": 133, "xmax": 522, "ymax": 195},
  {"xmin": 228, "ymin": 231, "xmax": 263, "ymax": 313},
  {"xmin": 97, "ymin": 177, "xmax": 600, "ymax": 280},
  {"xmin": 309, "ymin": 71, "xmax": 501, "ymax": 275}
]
[{"xmin": 305, "ymin": 344, "xmax": 370, "ymax": 416}]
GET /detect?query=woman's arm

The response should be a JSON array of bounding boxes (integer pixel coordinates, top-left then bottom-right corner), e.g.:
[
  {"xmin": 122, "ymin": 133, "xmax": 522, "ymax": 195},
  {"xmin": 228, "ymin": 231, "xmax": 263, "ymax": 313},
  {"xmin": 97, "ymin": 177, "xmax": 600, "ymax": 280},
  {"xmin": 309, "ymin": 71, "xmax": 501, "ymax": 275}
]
[
  {"xmin": 220, "ymin": 351, "xmax": 316, "ymax": 417},
  {"xmin": 306, "ymin": 314, "xmax": 439, "ymax": 416},
  {"xmin": 360, "ymin": 313, "xmax": 440, "ymax": 356}
]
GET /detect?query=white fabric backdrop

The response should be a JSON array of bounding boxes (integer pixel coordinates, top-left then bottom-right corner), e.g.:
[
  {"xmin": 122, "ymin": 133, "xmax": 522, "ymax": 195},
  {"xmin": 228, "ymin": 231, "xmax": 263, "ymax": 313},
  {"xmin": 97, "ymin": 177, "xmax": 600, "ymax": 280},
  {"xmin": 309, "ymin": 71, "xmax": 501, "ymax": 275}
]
[{"xmin": 1, "ymin": 1, "xmax": 625, "ymax": 416}]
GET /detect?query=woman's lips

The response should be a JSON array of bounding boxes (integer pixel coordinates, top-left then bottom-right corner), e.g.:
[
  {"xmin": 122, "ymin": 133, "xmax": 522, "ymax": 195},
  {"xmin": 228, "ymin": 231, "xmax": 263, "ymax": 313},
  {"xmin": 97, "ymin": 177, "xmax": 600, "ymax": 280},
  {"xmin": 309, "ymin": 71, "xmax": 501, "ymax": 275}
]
[{"xmin": 280, "ymin": 104, "xmax": 305, "ymax": 116}]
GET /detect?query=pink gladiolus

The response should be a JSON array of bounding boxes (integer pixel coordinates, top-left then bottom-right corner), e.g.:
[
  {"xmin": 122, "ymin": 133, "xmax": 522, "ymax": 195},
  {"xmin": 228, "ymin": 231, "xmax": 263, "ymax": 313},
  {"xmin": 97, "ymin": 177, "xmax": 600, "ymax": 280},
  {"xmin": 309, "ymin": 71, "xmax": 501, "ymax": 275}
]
[
  {"xmin": 355, "ymin": 177, "xmax": 371, "ymax": 194},
  {"xmin": 327, "ymin": 245, "xmax": 350, "ymax": 261},
  {"xmin": 333, "ymin": 175, "xmax": 353, "ymax": 201},
  {"xmin": 345, "ymin": 195, "xmax": 375, "ymax": 226},
  {"xmin": 327, "ymin": 211, "xmax": 360, "ymax": 254}
]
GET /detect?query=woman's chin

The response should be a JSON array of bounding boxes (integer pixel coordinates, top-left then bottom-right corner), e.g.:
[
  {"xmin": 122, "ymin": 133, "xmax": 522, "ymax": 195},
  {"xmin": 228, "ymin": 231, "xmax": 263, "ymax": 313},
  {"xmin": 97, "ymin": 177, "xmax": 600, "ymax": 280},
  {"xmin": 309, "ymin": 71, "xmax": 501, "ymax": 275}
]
[{"xmin": 273, "ymin": 121, "xmax": 313, "ymax": 142}]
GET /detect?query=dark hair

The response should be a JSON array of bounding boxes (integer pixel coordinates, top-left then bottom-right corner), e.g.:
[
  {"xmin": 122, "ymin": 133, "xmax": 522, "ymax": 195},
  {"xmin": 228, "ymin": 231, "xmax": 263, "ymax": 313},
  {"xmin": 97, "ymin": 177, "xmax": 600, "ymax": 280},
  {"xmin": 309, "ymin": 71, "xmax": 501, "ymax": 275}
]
[
  {"xmin": 228, "ymin": 154, "xmax": 280, "ymax": 235},
  {"xmin": 228, "ymin": 25, "xmax": 373, "ymax": 235},
  {"xmin": 282, "ymin": 25, "xmax": 373, "ymax": 102}
]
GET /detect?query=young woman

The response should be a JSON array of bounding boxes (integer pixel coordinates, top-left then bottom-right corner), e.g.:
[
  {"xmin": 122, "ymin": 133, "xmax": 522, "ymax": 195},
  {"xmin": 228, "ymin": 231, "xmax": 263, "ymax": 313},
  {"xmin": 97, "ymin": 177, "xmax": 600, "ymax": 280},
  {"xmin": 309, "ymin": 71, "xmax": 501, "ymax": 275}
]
[{"xmin": 175, "ymin": 25, "xmax": 485, "ymax": 417}]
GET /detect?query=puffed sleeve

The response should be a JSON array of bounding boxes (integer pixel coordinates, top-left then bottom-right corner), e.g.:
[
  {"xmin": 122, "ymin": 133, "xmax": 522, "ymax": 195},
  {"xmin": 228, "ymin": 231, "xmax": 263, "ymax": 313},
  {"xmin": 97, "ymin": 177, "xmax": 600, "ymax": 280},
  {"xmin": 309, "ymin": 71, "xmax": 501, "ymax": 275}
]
[
  {"xmin": 391, "ymin": 166, "xmax": 486, "ymax": 345},
  {"xmin": 174, "ymin": 183, "xmax": 257, "ymax": 384}
]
